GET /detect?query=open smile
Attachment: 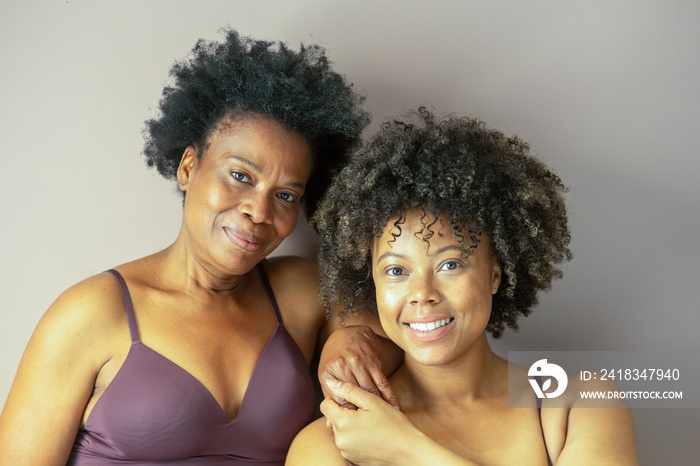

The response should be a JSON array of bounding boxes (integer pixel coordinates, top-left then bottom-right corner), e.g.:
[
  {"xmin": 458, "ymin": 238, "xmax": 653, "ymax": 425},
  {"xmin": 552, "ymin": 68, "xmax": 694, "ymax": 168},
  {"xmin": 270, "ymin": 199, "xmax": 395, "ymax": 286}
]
[
  {"xmin": 404, "ymin": 317, "xmax": 455, "ymax": 342},
  {"xmin": 223, "ymin": 226, "xmax": 265, "ymax": 252},
  {"xmin": 407, "ymin": 318, "xmax": 453, "ymax": 332}
]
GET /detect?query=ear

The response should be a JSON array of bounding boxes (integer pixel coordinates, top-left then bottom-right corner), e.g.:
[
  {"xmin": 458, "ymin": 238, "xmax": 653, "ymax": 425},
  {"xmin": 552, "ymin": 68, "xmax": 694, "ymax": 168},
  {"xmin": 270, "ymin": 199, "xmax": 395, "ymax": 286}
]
[
  {"xmin": 177, "ymin": 146, "xmax": 198, "ymax": 192},
  {"xmin": 491, "ymin": 259, "xmax": 502, "ymax": 295}
]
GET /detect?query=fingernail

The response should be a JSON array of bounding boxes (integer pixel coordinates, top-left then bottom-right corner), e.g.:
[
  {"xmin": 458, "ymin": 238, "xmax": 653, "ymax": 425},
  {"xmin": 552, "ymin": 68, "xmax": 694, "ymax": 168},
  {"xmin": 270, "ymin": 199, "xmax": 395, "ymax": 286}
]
[{"xmin": 326, "ymin": 377, "xmax": 341, "ymax": 389}]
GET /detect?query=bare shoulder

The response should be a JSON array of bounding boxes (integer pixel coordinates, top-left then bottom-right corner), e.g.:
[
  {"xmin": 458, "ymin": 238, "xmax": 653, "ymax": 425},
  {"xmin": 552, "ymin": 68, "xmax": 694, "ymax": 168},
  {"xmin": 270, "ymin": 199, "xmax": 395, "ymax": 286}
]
[
  {"xmin": 16, "ymin": 271, "xmax": 130, "ymax": 385},
  {"xmin": 264, "ymin": 256, "xmax": 323, "ymax": 320},
  {"xmin": 286, "ymin": 418, "xmax": 348, "ymax": 466},
  {"xmin": 0, "ymin": 271, "xmax": 128, "ymax": 464},
  {"xmin": 541, "ymin": 373, "xmax": 639, "ymax": 465},
  {"xmin": 261, "ymin": 257, "xmax": 325, "ymax": 360},
  {"xmin": 265, "ymin": 256, "xmax": 320, "ymax": 296},
  {"xmin": 38, "ymin": 271, "xmax": 127, "ymax": 352}
]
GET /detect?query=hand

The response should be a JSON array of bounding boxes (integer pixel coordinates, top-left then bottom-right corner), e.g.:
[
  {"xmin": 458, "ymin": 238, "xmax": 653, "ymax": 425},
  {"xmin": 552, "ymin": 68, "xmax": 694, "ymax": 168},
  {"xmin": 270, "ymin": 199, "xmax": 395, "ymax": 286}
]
[
  {"xmin": 319, "ymin": 326, "xmax": 400, "ymax": 410},
  {"xmin": 321, "ymin": 378, "xmax": 419, "ymax": 466}
]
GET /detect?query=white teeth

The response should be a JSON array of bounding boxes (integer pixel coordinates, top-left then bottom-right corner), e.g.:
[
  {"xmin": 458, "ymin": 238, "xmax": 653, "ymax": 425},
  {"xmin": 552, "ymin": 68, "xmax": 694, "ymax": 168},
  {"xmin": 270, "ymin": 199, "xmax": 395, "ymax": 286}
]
[{"xmin": 408, "ymin": 318, "xmax": 453, "ymax": 332}]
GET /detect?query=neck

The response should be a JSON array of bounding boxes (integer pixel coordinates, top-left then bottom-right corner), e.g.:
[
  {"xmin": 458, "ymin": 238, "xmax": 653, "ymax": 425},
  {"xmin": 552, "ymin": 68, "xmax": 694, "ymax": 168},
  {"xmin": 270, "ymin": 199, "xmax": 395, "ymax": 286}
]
[
  {"xmin": 394, "ymin": 333, "xmax": 506, "ymax": 409},
  {"xmin": 149, "ymin": 232, "xmax": 253, "ymax": 297}
]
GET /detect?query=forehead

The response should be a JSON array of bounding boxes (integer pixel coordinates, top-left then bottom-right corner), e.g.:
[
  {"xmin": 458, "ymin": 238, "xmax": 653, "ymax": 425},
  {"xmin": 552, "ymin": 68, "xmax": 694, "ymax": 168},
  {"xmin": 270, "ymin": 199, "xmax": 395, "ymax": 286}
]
[
  {"xmin": 205, "ymin": 114, "xmax": 312, "ymax": 170},
  {"xmin": 381, "ymin": 210, "xmax": 456, "ymax": 240},
  {"xmin": 371, "ymin": 208, "xmax": 484, "ymax": 257},
  {"xmin": 209, "ymin": 114, "xmax": 307, "ymax": 148}
]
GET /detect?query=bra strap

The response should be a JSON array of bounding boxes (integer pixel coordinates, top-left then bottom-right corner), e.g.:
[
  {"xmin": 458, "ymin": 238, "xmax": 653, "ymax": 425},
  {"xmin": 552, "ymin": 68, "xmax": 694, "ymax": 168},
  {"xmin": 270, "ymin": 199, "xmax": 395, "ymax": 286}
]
[
  {"xmin": 256, "ymin": 261, "xmax": 283, "ymax": 325},
  {"xmin": 106, "ymin": 269, "xmax": 140, "ymax": 343}
]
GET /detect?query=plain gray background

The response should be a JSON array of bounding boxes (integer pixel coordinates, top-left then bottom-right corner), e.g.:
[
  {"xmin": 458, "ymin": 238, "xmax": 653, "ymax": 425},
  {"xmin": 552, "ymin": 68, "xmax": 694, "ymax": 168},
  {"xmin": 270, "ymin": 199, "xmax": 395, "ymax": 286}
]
[{"xmin": 1, "ymin": 1, "xmax": 698, "ymax": 463}]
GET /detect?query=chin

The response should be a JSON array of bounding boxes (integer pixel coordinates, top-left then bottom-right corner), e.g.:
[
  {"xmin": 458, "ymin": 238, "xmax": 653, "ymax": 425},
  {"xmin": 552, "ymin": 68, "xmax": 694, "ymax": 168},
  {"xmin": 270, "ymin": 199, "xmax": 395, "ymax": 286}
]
[
  {"xmin": 406, "ymin": 348, "xmax": 455, "ymax": 367},
  {"xmin": 217, "ymin": 253, "xmax": 265, "ymax": 275}
]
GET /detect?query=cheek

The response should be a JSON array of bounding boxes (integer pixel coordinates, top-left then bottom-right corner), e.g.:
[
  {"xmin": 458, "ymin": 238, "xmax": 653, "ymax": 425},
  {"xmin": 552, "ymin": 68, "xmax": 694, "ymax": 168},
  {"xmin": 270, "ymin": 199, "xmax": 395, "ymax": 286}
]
[
  {"xmin": 274, "ymin": 209, "xmax": 300, "ymax": 238},
  {"xmin": 374, "ymin": 283, "xmax": 403, "ymax": 318},
  {"xmin": 466, "ymin": 287, "xmax": 494, "ymax": 322},
  {"xmin": 197, "ymin": 180, "xmax": 232, "ymax": 216},
  {"xmin": 375, "ymin": 294, "xmax": 398, "ymax": 341},
  {"xmin": 448, "ymin": 282, "xmax": 492, "ymax": 318}
]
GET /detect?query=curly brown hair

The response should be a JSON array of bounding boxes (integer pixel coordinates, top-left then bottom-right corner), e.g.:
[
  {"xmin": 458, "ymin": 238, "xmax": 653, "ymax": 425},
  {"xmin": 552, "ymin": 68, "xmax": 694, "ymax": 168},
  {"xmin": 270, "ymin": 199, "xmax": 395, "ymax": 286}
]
[{"xmin": 313, "ymin": 108, "xmax": 571, "ymax": 337}]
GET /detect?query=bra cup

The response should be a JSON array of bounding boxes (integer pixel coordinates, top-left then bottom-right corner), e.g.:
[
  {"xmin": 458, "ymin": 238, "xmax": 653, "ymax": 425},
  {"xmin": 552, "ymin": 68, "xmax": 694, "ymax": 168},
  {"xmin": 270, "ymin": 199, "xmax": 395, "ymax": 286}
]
[{"xmin": 68, "ymin": 268, "xmax": 315, "ymax": 464}]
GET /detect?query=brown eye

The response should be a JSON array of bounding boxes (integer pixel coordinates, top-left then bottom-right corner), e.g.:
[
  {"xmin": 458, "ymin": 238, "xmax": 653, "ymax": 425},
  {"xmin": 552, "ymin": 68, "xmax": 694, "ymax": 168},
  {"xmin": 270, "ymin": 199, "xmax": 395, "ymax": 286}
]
[
  {"xmin": 277, "ymin": 192, "xmax": 298, "ymax": 204},
  {"xmin": 231, "ymin": 171, "xmax": 251, "ymax": 183},
  {"xmin": 440, "ymin": 261, "xmax": 461, "ymax": 271}
]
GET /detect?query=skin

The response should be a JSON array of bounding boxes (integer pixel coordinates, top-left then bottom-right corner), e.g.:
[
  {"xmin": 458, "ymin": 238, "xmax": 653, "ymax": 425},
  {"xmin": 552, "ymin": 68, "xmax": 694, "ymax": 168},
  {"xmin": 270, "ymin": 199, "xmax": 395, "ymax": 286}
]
[
  {"xmin": 0, "ymin": 115, "xmax": 398, "ymax": 465},
  {"xmin": 287, "ymin": 209, "xmax": 638, "ymax": 466}
]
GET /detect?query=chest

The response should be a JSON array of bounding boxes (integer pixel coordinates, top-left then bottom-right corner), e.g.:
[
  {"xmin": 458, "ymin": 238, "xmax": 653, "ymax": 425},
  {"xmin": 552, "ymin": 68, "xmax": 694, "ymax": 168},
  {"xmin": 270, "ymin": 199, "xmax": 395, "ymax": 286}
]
[
  {"xmin": 405, "ymin": 403, "xmax": 550, "ymax": 465},
  {"xmin": 75, "ymin": 327, "xmax": 315, "ymax": 462},
  {"xmin": 138, "ymin": 291, "xmax": 282, "ymax": 404}
]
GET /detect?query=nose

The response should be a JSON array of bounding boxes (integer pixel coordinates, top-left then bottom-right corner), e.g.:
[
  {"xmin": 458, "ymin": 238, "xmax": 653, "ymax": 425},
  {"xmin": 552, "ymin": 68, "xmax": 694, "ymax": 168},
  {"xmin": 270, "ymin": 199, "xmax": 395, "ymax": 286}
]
[
  {"xmin": 408, "ymin": 273, "xmax": 441, "ymax": 306},
  {"xmin": 239, "ymin": 191, "xmax": 272, "ymax": 224}
]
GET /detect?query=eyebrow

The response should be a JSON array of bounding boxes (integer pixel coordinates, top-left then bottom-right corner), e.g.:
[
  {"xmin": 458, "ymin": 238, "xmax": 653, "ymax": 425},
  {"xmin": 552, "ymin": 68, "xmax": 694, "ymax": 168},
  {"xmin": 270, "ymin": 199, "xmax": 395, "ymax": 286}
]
[
  {"xmin": 433, "ymin": 245, "xmax": 463, "ymax": 255},
  {"xmin": 228, "ymin": 155, "xmax": 261, "ymax": 171},
  {"xmin": 374, "ymin": 245, "xmax": 463, "ymax": 263},
  {"xmin": 227, "ymin": 156, "xmax": 306, "ymax": 191},
  {"xmin": 374, "ymin": 251, "xmax": 406, "ymax": 263}
]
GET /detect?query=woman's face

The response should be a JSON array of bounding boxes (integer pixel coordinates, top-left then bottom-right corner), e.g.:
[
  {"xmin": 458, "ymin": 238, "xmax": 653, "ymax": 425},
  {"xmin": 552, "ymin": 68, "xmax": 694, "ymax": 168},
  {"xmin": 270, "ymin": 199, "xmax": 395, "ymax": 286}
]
[
  {"xmin": 177, "ymin": 115, "xmax": 312, "ymax": 277},
  {"xmin": 371, "ymin": 208, "xmax": 501, "ymax": 367}
]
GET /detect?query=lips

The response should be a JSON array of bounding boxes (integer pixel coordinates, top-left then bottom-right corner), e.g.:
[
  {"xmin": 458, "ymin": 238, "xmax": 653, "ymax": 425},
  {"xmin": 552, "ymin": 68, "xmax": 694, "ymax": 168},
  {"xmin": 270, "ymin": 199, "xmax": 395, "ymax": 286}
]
[
  {"xmin": 404, "ymin": 316, "xmax": 455, "ymax": 342},
  {"xmin": 223, "ymin": 226, "xmax": 265, "ymax": 252},
  {"xmin": 407, "ymin": 318, "xmax": 453, "ymax": 332}
]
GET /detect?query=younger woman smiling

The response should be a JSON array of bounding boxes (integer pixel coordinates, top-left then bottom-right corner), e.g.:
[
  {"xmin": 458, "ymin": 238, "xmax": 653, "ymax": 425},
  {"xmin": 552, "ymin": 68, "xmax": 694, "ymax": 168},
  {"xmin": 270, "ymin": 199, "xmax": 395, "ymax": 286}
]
[{"xmin": 287, "ymin": 109, "xmax": 639, "ymax": 465}]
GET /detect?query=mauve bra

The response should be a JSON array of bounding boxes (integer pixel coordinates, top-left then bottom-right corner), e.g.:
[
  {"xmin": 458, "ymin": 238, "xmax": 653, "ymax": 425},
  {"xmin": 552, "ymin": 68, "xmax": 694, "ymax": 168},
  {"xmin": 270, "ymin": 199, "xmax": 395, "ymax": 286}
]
[{"xmin": 68, "ymin": 264, "xmax": 315, "ymax": 465}]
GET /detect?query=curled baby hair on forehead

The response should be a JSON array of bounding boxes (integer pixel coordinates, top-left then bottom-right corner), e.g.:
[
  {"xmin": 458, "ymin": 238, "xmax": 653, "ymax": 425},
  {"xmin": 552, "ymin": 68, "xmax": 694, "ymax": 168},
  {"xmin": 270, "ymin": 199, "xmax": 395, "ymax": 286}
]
[
  {"xmin": 384, "ymin": 207, "xmax": 481, "ymax": 259},
  {"xmin": 314, "ymin": 107, "xmax": 571, "ymax": 337}
]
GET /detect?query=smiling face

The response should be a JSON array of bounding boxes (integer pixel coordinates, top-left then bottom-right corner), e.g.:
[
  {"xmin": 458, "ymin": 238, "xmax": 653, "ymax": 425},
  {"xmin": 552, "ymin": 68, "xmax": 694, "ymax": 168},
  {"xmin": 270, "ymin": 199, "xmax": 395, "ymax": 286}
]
[
  {"xmin": 371, "ymin": 208, "xmax": 502, "ymax": 367},
  {"xmin": 177, "ymin": 114, "xmax": 312, "ymax": 277}
]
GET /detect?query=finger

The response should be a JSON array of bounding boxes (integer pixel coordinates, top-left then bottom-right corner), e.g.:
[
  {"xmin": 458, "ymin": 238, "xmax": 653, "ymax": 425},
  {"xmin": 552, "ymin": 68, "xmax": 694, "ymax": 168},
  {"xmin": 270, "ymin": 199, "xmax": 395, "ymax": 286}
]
[
  {"xmin": 334, "ymin": 398, "xmax": 359, "ymax": 410},
  {"xmin": 345, "ymin": 359, "xmax": 400, "ymax": 410},
  {"xmin": 321, "ymin": 370, "xmax": 360, "ymax": 410},
  {"xmin": 318, "ymin": 364, "xmax": 348, "ymax": 401},
  {"xmin": 372, "ymin": 372, "xmax": 401, "ymax": 410},
  {"xmin": 353, "ymin": 368, "xmax": 382, "ymax": 398},
  {"xmin": 325, "ymin": 378, "xmax": 377, "ymax": 411},
  {"xmin": 320, "ymin": 395, "xmax": 345, "ymax": 424}
]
